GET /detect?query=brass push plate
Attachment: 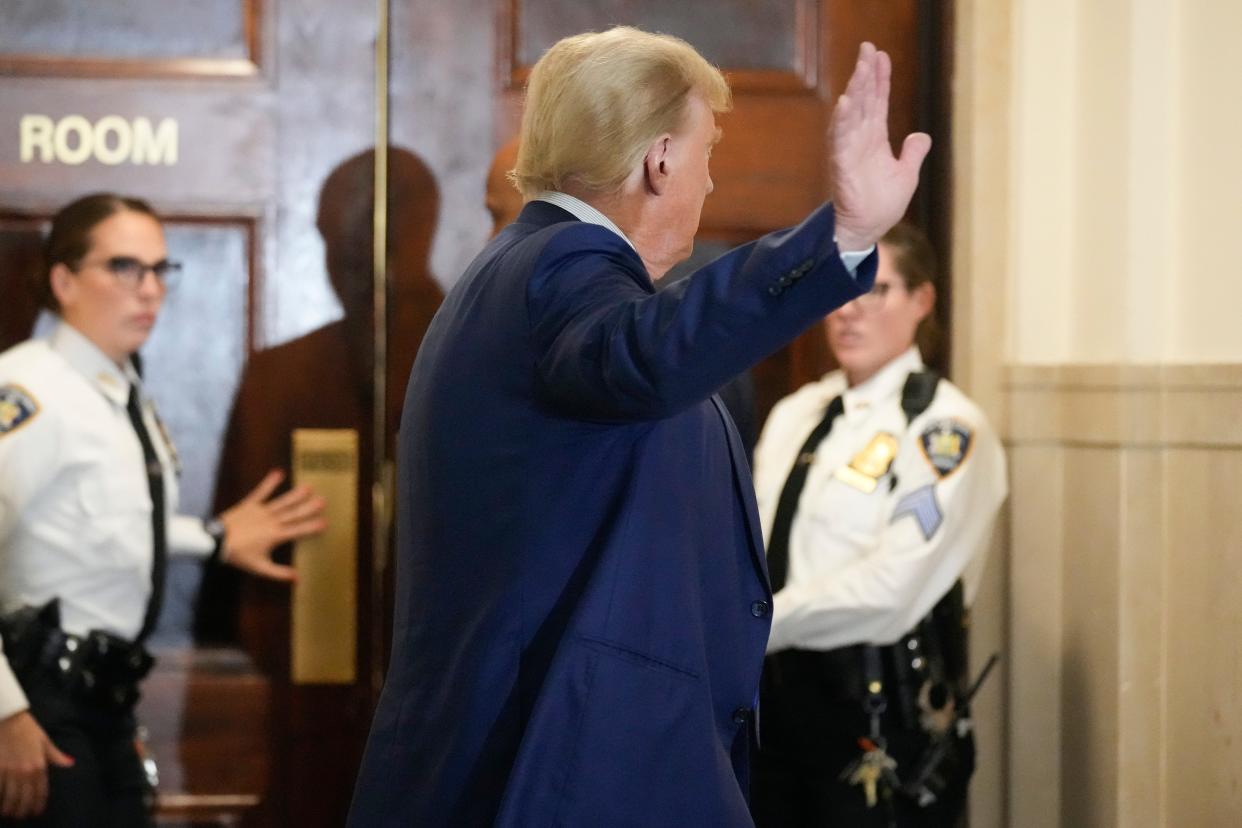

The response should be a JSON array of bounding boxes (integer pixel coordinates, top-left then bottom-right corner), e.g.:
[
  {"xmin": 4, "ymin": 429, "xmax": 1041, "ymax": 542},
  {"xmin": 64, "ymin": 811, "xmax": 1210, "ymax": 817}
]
[{"xmin": 291, "ymin": 429, "xmax": 358, "ymax": 684}]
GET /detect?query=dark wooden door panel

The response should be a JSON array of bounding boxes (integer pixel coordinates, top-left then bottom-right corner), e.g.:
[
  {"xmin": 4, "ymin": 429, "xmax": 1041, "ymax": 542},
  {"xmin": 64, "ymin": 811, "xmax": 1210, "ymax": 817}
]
[
  {"xmin": 1, "ymin": 1, "xmax": 380, "ymax": 824},
  {"xmin": 487, "ymin": 0, "xmax": 939, "ymax": 399}
]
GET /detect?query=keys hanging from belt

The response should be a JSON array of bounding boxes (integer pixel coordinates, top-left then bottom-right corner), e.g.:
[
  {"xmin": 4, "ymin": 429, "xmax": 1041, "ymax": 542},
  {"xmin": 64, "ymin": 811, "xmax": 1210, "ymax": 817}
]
[
  {"xmin": 841, "ymin": 737, "xmax": 900, "ymax": 809},
  {"xmin": 839, "ymin": 644, "xmax": 901, "ymax": 808}
]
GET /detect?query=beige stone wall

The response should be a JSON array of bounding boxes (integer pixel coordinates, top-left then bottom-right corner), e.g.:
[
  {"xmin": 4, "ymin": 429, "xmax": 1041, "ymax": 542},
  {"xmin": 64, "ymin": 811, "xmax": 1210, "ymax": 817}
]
[{"xmin": 954, "ymin": 1, "xmax": 1242, "ymax": 826}]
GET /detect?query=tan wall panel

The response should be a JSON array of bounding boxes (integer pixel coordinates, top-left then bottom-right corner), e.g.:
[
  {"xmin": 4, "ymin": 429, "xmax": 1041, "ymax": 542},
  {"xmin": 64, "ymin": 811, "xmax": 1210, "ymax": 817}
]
[
  {"xmin": 1165, "ymin": 449, "xmax": 1242, "ymax": 826},
  {"xmin": 1162, "ymin": 386, "xmax": 1242, "ymax": 448},
  {"xmin": 1060, "ymin": 447, "xmax": 1121, "ymax": 828},
  {"xmin": 969, "ymin": 517, "xmax": 1009, "ymax": 827},
  {"xmin": 1003, "ymin": 369, "xmax": 1242, "ymax": 826},
  {"xmin": 1117, "ymin": 449, "xmax": 1167, "ymax": 827},
  {"xmin": 1008, "ymin": 444, "xmax": 1065, "ymax": 827}
]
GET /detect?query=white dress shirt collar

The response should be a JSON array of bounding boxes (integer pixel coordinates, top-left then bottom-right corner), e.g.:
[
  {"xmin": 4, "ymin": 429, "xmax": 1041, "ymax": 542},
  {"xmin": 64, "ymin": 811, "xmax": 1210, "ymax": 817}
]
[
  {"xmin": 48, "ymin": 320, "xmax": 137, "ymax": 406},
  {"xmin": 534, "ymin": 191, "xmax": 636, "ymax": 250},
  {"xmin": 841, "ymin": 346, "xmax": 924, "ymax": 420}
]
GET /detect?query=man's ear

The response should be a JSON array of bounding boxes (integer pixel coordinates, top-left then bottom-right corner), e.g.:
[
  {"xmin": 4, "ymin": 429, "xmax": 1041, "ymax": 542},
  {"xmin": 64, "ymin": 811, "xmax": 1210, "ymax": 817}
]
[{"xmin": 643, "ymin": 135, "xmax": 672, "ymax": 196}]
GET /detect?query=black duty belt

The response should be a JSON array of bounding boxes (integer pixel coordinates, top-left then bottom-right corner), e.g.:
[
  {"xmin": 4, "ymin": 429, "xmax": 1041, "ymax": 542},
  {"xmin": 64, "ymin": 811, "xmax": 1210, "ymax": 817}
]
[{"xmin": 0, "ymin": 600, "xmax": 154, "ymax": 713}]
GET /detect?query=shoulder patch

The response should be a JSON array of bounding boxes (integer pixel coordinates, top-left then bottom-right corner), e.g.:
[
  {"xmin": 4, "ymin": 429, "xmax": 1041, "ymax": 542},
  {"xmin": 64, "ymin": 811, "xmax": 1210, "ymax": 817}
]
[
  {"xmin": 919, "ymin": 419, "xmax": 973, "ymax": 478},
  {"xmin": 0, "ymin": 384, "xmax": 40, "ymax": 437}
]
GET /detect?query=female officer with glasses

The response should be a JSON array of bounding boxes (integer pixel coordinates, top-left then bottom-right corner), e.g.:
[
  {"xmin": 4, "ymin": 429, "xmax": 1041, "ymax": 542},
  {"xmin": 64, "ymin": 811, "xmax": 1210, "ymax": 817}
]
[
  {"xmin": 750, "ymin": 223, "xmax": 1007, "ymax": 827},
  {"xmin": 0, "ymin": 193, "xmax": 326, "ymax": 825}
]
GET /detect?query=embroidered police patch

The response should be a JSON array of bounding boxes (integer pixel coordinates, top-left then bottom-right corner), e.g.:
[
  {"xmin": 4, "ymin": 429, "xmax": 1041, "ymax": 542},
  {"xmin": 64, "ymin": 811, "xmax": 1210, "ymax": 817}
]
[
  {"xmin": 919, "ymin": 419, "xmax": 972, "ymax": 478},
  {"xmin": 0, "ymin": 384, "xmax": 39, "ymax": 437}
]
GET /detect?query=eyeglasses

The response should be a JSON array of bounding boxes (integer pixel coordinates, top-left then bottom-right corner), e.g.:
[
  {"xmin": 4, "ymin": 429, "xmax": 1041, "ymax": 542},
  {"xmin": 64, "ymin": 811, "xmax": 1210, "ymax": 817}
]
[
  {"xmin": 853, "ymin": 280, "xmax": 905, "ymax": 312},
  {"xmin": 77, "ymin": 256, "xmax": 183, "ymax": 290}
]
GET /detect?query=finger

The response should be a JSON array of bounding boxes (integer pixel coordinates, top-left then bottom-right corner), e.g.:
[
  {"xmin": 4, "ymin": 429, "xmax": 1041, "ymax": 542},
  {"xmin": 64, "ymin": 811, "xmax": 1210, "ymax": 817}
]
[
  {"xmin": 875, "ymin": 50, "xmax": 892, "ymax": 142},
  {"xmin": 267, "ymin": 484, "xmax": 319, "ymax": 513},
  {"xmin": 1, "ymin": 773, "xmax": 28, "ymax": 820},
  {"xmin": 246, "ymin": 557, "xmax": 298, "ymax": 583},
  {"xmin": 268, "ymin": 498, "xmax": 324, "ymax": 527},
  {"xmin": 270, "ymin": 518, "xmax": 330, "ymax": 551},
  {"xmin": 830, "ymin": 93, "xmax": 855, "ymax": 144},
  {"xmin": 244, "ymin": 469, "xmax": 285, "ymax": 505},
  {"xmin": 864, "ymin": 52, "xmax": 882, "ymax": 127},
  {"xmin": 276, "ymin": 517, "xmax": 329, "ymax": 544},
  {"xmin": 898, "ymin": 132, "xmax": 933, "ymax": 175},
  {"xmin": 855, "ymin": 44, "xmax": 880, "ymax": 126},
  {"xmin": 0, "ymin": 774, "xmax": 16, "ymax": 818},
  {"xmin": 275, "ymin": 497, "xmax": 326, "ymax": 525},
  {"xmin": 44, "ymin": 738, "xmax": 74, "ymax": 769},
  {"xmin": 12, "ymin": 773, "xmax": 37, "ymax": 820},
  {"xmin": 844, "ymin": 44, "xmax": 871, "ymax": 103},
  {"xmin": 26, "ymin": 768, "xmax": 48, "ymax": 819}
]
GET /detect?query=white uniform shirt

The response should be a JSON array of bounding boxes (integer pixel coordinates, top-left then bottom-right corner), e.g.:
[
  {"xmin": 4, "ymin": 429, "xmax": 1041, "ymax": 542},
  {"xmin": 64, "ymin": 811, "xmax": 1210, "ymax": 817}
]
[
  {"xmin": 753, "ymin": 347, "xmax": 1007, "ymax": 654},
  {"xmin": 0, "ymin": 321, "xmax": 214, "ymax": 719}
]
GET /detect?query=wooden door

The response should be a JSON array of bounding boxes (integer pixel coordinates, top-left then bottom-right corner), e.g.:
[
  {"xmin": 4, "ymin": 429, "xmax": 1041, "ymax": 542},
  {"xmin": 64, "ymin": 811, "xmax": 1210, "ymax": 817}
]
[
  {"xmin": 0, "ymin": 2, "xmax": 415, "ymax": 824},
  {"xmin": 390, "ymin": 0, "xmax": 950, "ymax": 426}
]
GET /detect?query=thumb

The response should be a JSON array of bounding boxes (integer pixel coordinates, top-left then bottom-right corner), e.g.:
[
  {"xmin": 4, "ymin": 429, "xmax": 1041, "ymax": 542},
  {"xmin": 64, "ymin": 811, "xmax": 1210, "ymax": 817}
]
[
  {"xmin": 43, "ymin": 736, "xmax": 74, "ymax": 768},
  {"xmin": 898, "ymin": 132, "xmax": 932, "ymax": 175}
]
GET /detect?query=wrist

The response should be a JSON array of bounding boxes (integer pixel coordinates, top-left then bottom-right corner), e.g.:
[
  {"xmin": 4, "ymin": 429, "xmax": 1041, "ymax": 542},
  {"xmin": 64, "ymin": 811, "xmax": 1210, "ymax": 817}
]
[
  {"xmin": 204, "ymin": 517, "xmax": 228, "ymax": 563},
  {"xmin": 0, "ymin": 707, "xmax": 32, "ymax": 729},
  {"xmin": 834, "ymin": 230, "xmax": 873, "ymax": 255}
]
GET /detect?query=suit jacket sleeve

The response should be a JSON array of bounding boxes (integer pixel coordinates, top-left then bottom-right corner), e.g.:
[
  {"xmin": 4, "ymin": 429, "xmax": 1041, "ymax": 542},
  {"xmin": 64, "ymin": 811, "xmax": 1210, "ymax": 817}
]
[{"xmin": 527, "ymin": 202, "xmax": 875, "ymax": 421}]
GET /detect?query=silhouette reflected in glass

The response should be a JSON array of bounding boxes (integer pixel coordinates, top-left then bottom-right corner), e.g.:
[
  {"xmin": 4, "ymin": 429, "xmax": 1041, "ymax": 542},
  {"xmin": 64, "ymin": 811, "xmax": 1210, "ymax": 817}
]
[{"xmin": 199, "ymin": 147, "xmax": 444, "ymax": 652}]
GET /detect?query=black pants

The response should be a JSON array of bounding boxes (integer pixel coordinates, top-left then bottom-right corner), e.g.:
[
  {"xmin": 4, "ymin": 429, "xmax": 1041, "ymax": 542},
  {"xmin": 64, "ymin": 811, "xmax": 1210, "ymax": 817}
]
[
  {"xmin": 751, "ymin": 649, "xmax": 969, "ymax": 828},
  {"xmin": 1, "ymin": 669, "xmax": 151, "ymax": 828}
]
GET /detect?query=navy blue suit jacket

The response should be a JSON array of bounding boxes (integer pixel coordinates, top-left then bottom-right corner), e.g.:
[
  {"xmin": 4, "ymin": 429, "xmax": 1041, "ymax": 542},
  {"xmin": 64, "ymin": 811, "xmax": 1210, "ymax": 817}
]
[{"xmin": 348, "ymin": 200, "xmax": 874, "ymax": 826}]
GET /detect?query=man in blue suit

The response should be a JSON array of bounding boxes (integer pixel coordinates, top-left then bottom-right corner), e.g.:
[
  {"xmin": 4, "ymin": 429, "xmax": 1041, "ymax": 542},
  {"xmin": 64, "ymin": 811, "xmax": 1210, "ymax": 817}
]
[{"xmin": 349, "ymin": 26, "xmax": 930, "ymax": 826}]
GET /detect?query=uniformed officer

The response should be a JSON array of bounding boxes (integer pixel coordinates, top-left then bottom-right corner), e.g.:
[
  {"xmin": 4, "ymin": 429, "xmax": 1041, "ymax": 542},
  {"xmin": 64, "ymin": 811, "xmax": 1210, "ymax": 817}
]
[
  {"xmin": 750, "ymin": 222, "xmax": 1008, "ymax": 826},
  {"xmin": 0, "ymin": 193, "xmax": 326, "ymax": 825}
]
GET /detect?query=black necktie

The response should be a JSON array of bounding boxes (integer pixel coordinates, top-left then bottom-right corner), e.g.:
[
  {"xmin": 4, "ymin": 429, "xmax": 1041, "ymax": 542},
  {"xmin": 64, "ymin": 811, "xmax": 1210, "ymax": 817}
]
[
  {"xmin": 765, "ymin": 394, "xmax": 844, "ymax": 593},
  {"xmin": 126, "ymin": 384, "xmax": 167, "ymax": 642}
]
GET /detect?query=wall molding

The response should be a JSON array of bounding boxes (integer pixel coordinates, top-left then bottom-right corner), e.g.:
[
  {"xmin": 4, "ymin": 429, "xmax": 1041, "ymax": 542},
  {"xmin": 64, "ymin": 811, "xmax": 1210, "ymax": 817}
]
[{"xmin": 1003, "ymin": 363, "xmax": 1242, "ymax": 449}]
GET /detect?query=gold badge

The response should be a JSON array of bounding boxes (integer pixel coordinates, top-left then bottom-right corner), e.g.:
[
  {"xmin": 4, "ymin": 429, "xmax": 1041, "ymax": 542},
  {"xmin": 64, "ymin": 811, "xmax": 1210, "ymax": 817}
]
[{"xmin": 834, "ymin": 432, "xmax": 898, "ymax": 493}]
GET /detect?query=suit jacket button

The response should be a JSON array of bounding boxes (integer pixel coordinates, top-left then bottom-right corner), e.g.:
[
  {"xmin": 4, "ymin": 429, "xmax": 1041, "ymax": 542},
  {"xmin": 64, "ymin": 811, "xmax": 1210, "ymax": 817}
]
[
  {"xmin": 750, "ymin": 600, "xmax": 770, "ymax": 618},
  {"xmin": 732, "ymin": 707, "xmax": 751, "ymax": 726}
]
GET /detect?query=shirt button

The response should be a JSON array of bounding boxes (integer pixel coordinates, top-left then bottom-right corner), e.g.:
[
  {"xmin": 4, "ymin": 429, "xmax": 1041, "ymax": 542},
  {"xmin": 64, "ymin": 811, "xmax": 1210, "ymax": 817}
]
[
  {"xmin": 750, "ymin": 600, "xmax": 770, "ymax": 618},
  {"xmin": 732, "ymin": 707, "xmax": 751, "ymax": 726}
]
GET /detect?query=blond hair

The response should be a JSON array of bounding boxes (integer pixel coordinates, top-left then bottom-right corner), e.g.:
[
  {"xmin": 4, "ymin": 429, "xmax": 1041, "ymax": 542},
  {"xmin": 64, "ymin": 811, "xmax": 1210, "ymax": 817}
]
[{"xmin": 512, "ymin": 26, "xmax": 731, "ymax": 199}]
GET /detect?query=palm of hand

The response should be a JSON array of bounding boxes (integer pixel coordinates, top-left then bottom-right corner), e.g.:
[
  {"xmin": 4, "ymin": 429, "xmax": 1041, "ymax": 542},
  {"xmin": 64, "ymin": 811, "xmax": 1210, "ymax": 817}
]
[{"xmin": 830, "ymin": 43, "xmax": 931, "ymax": 251}]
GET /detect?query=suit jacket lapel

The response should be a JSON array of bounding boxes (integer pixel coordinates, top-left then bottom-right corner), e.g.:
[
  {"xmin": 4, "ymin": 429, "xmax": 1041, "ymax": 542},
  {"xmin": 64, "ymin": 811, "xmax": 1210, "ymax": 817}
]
[{"xmin": 709, "ymin": 394, "xmax": 770, "ymax": 590}]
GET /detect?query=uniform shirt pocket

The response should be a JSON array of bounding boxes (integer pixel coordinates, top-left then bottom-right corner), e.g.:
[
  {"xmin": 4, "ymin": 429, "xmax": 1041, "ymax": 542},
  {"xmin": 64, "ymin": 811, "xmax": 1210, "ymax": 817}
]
[
  {"xmin": 788, "ymin": 477, "xmax": 887, "ymax": 578},
  {"xmin": 75, "ymin": 464, "xmax": 153, "ymax": 572}
]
